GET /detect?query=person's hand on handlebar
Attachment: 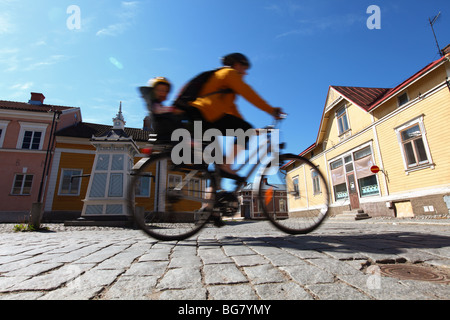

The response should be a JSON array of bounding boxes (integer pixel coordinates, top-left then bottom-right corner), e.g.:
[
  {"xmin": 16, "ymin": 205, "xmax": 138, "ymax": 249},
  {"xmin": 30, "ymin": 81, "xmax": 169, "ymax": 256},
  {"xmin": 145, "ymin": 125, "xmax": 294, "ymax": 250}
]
[{"xmin": 272, "ymin": 107, "xmax": 286, "ymax": 120}]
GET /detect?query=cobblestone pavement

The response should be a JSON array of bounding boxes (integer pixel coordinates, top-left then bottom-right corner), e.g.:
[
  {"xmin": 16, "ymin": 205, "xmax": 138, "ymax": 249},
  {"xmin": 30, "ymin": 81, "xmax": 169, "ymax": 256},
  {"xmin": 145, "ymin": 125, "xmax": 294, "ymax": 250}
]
[{"xmin": 0, "ymin": 218, "xmax": 449, "ymax": 300}]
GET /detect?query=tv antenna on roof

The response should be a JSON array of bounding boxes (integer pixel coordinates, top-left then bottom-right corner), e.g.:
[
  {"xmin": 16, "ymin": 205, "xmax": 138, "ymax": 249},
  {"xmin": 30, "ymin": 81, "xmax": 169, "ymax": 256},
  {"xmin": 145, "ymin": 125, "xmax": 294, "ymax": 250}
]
[{"xmin": 429, "ymin": 12, "xmax": 443, "ymax": 57}]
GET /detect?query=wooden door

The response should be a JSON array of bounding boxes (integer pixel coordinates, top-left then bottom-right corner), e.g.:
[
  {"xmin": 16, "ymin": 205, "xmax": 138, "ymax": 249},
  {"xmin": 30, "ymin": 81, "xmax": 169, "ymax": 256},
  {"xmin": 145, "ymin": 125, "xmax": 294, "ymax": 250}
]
[{"xmin": 347, "ymin": 173, "xmax": 360, "ymax": 209}]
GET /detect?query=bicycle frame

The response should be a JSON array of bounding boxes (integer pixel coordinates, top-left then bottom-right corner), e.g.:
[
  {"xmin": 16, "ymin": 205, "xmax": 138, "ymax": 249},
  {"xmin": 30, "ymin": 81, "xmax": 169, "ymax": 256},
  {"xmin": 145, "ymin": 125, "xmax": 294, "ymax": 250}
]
[{"xmin": 132, "ymin": 117, "xmax": 285, "ymax": 211}]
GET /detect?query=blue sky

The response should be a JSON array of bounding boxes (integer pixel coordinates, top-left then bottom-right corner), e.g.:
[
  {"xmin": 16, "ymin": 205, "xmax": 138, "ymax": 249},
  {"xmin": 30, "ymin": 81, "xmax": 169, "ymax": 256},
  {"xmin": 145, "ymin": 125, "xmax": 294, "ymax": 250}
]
[{"xmin": 1, "ymin": 0, "xmax": 449, "ymax": 156}]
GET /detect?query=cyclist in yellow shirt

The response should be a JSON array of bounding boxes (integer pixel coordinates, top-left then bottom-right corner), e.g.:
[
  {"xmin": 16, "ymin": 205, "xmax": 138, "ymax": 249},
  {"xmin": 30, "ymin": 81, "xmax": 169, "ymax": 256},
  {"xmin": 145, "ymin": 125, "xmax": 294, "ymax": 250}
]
[{"xmin": 186, "ymin": 53, "xmax": 283, "ymax": 176}]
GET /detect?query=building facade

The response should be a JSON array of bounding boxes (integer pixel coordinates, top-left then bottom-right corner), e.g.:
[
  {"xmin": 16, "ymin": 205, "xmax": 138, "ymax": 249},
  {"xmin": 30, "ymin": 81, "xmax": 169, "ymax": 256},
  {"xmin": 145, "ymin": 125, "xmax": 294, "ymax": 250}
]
[
  {"xmin": 0, "ymin": 93, "xmax": 81, "ymax": 222},
  {"xmin": 239, "ymin": 181, "xmax": 287, "ymax": 220},
  {"xmin": 286, "ymin": 50, "xmax": 450, "ymax": 218}
]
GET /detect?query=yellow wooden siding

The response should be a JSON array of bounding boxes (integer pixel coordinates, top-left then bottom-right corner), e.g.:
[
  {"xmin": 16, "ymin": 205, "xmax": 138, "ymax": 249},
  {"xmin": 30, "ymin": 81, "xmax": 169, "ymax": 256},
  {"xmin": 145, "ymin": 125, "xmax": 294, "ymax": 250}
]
[
  {"xmin": 286, "ymin": 166, "xmax": 308, "ymax": 211},
  {"xmin": 286, "ymin": 154, "xmax": 329, "ymax": 212},
  {"xmin": 373, "ymin": 65, "xmax": 448, "ymax": 121},
  {"xmin": 51, "ymin": 152, "xmax": 95, "ymax": 211},
  {"xmin": 322, "ymin": 102, "xmax": 372, "ymax": 152},
  {"xmin": 347, "ymin": 103, "xmax": 373, "ymax": 135},
  {"xmin": 133, "ymin": 157, "xmax": 157, "ymax": 212},
  {"xmin": 375, "ymin": 87, "xmax": 450, "ymax": 194},
  {"xmin": 325, "ymin": 88, "xmax": 340, "ymax": 108},
  {"xmin": 57, "ymin": 142, "xmax": 96, "ymax": 151},
  {"xmin": 136, "ymin": 159, "xmax": 203, "ymax": 212}
]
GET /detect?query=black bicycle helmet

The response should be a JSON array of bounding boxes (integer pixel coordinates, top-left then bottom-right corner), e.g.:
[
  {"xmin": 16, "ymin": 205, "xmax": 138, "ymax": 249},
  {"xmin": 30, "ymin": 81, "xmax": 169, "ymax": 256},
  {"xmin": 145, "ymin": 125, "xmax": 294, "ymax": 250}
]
[{"xmin": 222, "ymin": 53, "xmax": 251, "ymax": 69}]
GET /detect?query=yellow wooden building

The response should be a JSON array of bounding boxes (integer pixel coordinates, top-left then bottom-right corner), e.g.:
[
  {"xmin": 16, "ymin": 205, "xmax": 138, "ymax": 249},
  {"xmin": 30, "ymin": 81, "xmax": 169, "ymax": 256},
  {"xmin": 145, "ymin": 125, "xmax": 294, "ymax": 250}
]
[
  {"xmin": 43, "ymin": 105, "xmax": 204, "ymax": 222},
  {"xmin": 286, "ymin": 48, "xmax": 450, "ymax": 218}
]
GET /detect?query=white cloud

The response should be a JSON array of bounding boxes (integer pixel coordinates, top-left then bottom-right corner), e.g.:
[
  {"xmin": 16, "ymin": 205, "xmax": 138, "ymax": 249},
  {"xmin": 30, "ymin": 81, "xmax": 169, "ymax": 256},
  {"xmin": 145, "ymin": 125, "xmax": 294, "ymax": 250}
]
[
  {"xmin": 276, "ymin": 14, "xmax": 365, "ymax": 38},
  {"xmin": 24, "ymin": 55, "xmax": 69, "ymax": 71},
  {"xmin": 0, "ymin": 48, "xmax": 19, "ymax": 72},
  {"xmin": 0, "ymin": 12, "xmax": 14, "ymax": 34},
  {"xmin": 10, "ymin": 82, "xmax": 34, "ymax": 90},
  {"xmin": 96, "ymin": 1, "xmax": 140, "ymax": 37}
]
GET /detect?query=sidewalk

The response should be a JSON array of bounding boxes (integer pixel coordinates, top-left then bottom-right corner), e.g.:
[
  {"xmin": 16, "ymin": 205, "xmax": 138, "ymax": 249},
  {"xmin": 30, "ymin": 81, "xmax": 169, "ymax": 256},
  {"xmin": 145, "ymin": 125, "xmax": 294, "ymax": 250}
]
[{"xmin": 0, "ymin": 218, "xmax": 448, "ymax": 300}]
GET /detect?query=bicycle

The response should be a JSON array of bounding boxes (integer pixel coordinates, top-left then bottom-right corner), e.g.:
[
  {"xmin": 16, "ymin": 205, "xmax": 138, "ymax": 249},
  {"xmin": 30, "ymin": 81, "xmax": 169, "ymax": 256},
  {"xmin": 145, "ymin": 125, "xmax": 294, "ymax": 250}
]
[{"xmin": 127, "ymin": 88, "xmax": 330, "ymax": 241}]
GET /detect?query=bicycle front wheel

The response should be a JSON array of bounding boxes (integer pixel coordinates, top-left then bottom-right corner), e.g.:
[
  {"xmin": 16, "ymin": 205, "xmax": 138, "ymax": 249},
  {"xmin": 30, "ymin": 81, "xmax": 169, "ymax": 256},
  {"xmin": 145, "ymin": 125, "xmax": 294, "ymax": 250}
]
[
  {"xmin": 127, "ymin": 152, "xmax": 215, "ymax": 241},
  {"xmin": 258, "ymin": 154, "xmax": 330, "ymax": 235}
]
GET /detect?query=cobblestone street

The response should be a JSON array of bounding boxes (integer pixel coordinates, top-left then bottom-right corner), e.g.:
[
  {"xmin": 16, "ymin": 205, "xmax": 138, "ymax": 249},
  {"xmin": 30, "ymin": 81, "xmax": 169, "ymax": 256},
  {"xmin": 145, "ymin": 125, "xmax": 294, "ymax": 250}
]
[{"xmin": 0, "ymin": 218, "xmax": 449, "ymax": 301}]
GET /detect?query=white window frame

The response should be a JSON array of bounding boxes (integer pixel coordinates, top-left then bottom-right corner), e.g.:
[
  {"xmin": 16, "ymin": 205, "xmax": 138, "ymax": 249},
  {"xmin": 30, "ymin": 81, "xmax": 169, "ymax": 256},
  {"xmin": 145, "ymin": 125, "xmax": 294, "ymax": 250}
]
[
  {"xmin": 89, "ymin": 153, "xmax": 127, "ymax": 199},
  {"xmin": 58, "ymin": 169, "xmax": 83, "ymax": 196},
  {"xmin": 135, "ymin": 172, "xmax": 152, "ymax": 198},
  {"xmin": 11, "ymin": 174, "xmax": 34, "ymax": 195},
  {"xmin": 16, "ymin": 122, "xmax": 48, "ymax": 150},
  {"xmin": 188, "ymin": 178, "xmax": 201, "ymax": 197},
  {"xmin": 168, "ymin": 174, "xmax": 182, "ymax": 189},
  {"xmin": 328, "ymin": 142, "xmax": 380, "ymax": 201},
  {"xmin": 336, "ymin": 105, "xmax": 350, "ymax": 136},
  {"xmin": 292, "ymin": 175, "xmax": 300, "ymax": 199},
  {"xmin": 311, "ymin": 169, "xmax": 322, "ymax": 195},
  {"xmin": 394, "ymin": 116, "xmax": 434, "ymax": 173},
  {"xmin": 0, "ymin": 120, "xmax": 10, "ymax": 148}
]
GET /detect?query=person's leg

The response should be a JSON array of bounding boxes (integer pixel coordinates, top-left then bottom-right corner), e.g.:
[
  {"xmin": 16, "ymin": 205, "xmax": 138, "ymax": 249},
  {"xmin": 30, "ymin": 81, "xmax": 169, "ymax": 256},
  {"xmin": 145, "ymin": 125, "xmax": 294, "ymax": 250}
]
[{"xmin": 210, "ymin": 115, "xmax": 254, "ymax": 175}]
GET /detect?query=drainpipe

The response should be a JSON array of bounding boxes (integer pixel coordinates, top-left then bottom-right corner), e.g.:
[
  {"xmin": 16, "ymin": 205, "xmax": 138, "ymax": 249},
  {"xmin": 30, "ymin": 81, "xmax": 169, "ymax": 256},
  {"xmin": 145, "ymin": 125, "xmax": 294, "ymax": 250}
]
[{"xmin": 30, "ymin": 109, "xmax": 61, "ymax": 228}]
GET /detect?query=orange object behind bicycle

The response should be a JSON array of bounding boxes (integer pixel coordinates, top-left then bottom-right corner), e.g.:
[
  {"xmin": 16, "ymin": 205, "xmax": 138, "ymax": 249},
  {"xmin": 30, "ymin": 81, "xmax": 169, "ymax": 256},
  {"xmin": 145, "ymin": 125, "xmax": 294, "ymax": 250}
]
[{"xmin": 265, "ymin": 187, "xmax": 274, "ymax": 206}]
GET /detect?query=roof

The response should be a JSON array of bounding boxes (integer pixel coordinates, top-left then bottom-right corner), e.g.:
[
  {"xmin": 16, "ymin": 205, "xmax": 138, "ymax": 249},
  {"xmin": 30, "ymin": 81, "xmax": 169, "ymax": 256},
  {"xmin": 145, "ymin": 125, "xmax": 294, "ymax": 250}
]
[
  {"xmin": 367, "ymin": 54, "xmax": 448, "ymax": 111},
  {"xmin": 56, "ymin": 122, "xmax": 150, "ymax": 142},
  {"xmin": 329, "ymin": 55, "xmax": 448, "ymax": 114},
  {"xmin": 331, "ymin": 86, "xmax": 390, "ymax": 111},
  {"xmin": 0, "ymin": 100, "xmax": 77, "ymax": 113},
  {"xmin": 308, "ymin": 54, "xmax": 449, "ymax": 156}
]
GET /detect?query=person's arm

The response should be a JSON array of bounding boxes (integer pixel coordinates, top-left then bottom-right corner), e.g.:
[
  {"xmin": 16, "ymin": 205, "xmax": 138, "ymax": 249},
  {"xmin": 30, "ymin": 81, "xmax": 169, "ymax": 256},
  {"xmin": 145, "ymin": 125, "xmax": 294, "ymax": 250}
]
[{"xmin": 224, "ymin": 69, "xmax": 277, "ymax": 116}]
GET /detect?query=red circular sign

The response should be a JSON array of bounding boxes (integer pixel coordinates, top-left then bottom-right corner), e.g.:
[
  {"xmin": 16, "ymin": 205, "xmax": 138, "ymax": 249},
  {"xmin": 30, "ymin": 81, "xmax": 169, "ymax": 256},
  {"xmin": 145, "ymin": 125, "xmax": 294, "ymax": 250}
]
[{"xmin": 371, "ymin": 165, "xmax": 380, "ymax": 174}]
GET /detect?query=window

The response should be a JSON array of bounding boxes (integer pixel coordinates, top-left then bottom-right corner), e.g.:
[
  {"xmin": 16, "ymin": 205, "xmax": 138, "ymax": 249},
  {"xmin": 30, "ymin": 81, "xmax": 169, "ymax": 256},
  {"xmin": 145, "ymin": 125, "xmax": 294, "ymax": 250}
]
[
  {"xmin": 353, "ymin": 146, "xmax": 379, "ymax": 197},
  {"xmin": 395, "ymin": 118, "xmax": 432, "ymax": 171},
  {"xmin": 16, "ymin": 122, "xmax": 47, "ymax": 150},
  {"xmin": 330, "ymin": 159, "xmax": 347, "ymax": 200},
  {"xmin": 0, "ymin": 120, "xmax": 9, "ymax": 148},
  {"xmin": 135, "ymin": 173, "xmax": 151, "ymax": 197},
  {"xmin": 292, "ymin": 176, "xmax": 300, "ymax": 198},
  {"xmin": 59, "ymin": 169, "xmax": 82, "ymax": 195},
  {"xmin": 168, "ymin": 174, "xmax": 182, "ymax": 189},
  {"xmin": 90, "ymin": 173, "xmax": 107, "ymax": 198},
  {"xmin": 400, "ymin": 125, "xmax": 429, "ymax": 167},
  {"xmin": 398, "ymin": 92, "xmax": 409, "ymax": 107},
  {"xmin": 333, "ymin": 183, "xmax": 348, "ymax": 200},
  {"xmin": 311, "ymin": 170, "xmax": 321, "ymax": 195},
  {"xmin": 358, "ymin": 175, "xmax": 379, "ymax": 197},
  {"xmin": 336, "ymin": 106, "xmax": 350, "ymax": 135},
  {"xmin": 108, "ymin": 173, "xmax": 123, "ymax": 197},
  {"xmin": 89, "ymin": 154, "xmax": 127, "ymax": 198},
  {"xmin": 189, "ymin": 178, "xmax": 201, "ymax": 197},
  {"xmin": 12, "ymin": 174, "xmax": 33, "ymax": 195},
  {"xmin": 21, "ymin": 131, "xmax": 42, "ymax": 150},
  {"xmin": 279, "ymin": 199, "xmax": 286, "ymax": 212}
]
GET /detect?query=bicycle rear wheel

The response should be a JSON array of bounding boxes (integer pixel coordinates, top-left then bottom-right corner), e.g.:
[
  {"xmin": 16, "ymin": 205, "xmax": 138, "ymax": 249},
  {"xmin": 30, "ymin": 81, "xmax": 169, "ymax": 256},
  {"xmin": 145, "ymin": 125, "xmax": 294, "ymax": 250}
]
[
  {"xmin": 127, "ymin": 152, "xmax": 215, "ymax": 241},
  {"xmin": 258, "ymin": 154, "xmax": 330, "ymax": 235}
]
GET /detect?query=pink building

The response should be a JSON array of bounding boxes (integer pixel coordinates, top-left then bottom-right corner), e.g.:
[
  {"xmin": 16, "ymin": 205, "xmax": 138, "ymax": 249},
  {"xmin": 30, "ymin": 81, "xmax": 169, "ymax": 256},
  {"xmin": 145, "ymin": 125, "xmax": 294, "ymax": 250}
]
[{"xmin": 0, "ymin": 93, "xmax": 81, "ymax": 222}]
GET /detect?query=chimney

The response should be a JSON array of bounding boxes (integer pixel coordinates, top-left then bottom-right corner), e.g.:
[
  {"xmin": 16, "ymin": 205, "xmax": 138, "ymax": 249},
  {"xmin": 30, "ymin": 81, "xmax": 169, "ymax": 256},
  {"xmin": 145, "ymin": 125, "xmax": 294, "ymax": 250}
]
[{"xmin": 28, "ymin": 92, "xmax": 45, "ymax": 105}]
